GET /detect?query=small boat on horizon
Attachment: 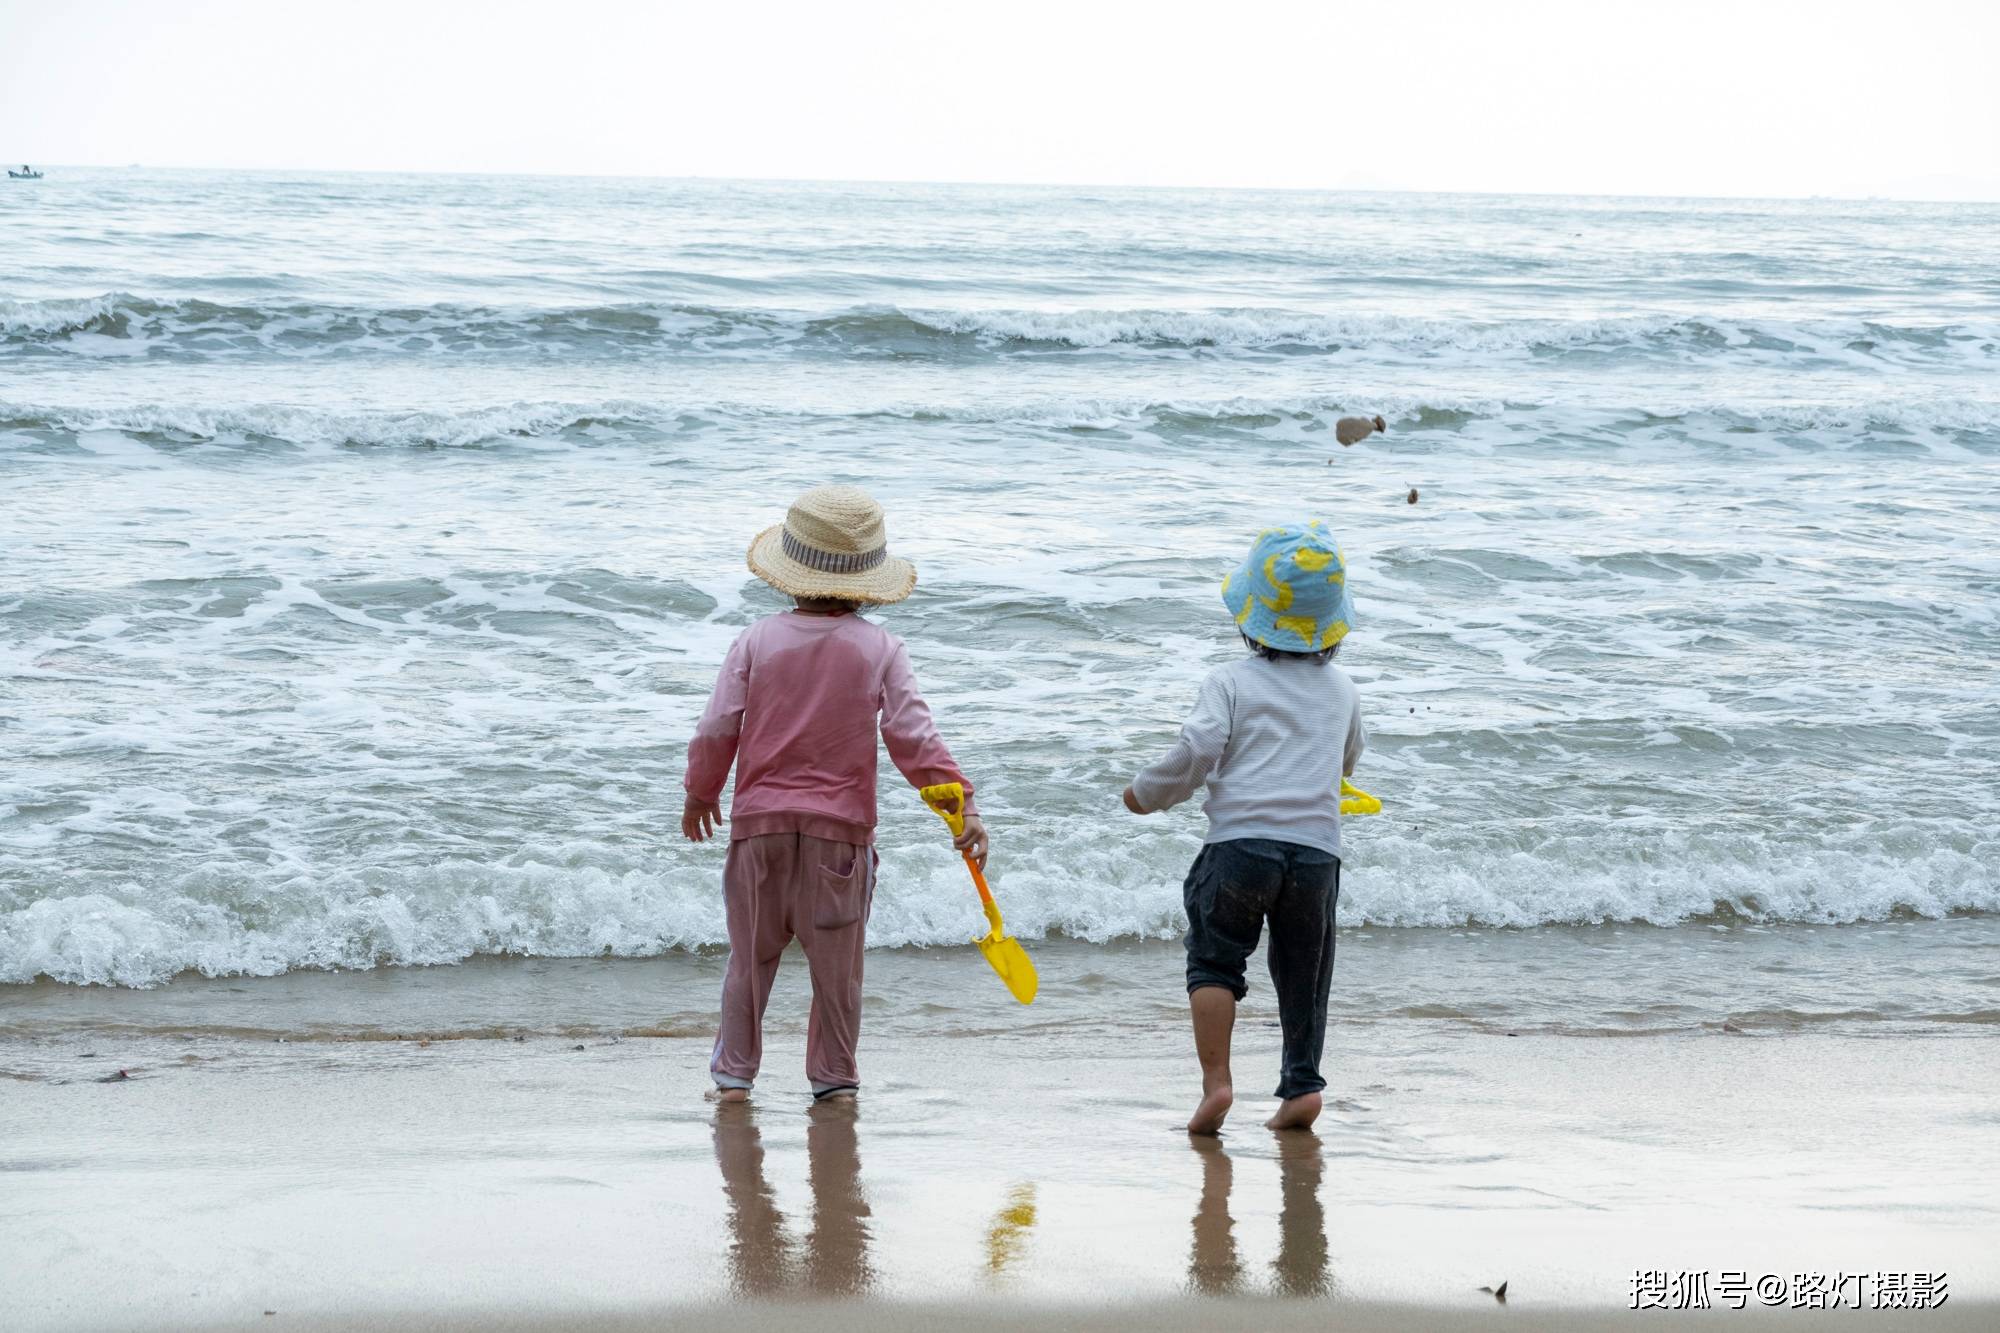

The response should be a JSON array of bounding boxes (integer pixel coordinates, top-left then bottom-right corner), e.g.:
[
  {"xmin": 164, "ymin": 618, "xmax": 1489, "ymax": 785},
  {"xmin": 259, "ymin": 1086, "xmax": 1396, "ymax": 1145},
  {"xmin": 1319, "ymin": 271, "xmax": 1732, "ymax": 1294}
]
[{"xmin": 9, "ymin": 165, "xmax": 44, "ymax": 180}]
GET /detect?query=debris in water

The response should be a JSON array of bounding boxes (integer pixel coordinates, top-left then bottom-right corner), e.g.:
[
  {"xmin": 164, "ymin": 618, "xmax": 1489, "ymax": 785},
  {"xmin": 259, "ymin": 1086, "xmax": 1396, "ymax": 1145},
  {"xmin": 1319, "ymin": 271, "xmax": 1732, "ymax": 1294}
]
[
  {"xmin": 1406, "ymin": 487, "xmax": 1419, "ymax": 504},
  {"xmin": 98, "ymin": 1069, "xmax": 130, "ymax": 1083},
  {"xmin": 1479, "ymin": 1279, "xmax": 1509, "ymax": 1303},
  {"xmin": 1335, "ymin": 414, "xmax": 1387, "ymax": 446}
]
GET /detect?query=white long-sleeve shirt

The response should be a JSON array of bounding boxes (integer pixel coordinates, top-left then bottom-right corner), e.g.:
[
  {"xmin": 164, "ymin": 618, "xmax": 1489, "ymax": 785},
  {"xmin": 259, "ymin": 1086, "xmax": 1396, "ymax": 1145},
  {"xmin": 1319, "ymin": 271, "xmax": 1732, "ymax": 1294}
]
[{"xmin": 1129, "ymin": 655, "xmax": 1366, "ymax": 858}]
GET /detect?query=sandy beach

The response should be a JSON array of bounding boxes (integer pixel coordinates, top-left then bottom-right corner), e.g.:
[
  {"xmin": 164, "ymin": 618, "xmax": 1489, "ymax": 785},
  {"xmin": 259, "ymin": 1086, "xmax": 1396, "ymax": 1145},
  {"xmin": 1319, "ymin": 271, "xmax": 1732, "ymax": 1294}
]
[{"xmin": 5, "ymin": 937, "xmax": 1994, "ymax": 1329}]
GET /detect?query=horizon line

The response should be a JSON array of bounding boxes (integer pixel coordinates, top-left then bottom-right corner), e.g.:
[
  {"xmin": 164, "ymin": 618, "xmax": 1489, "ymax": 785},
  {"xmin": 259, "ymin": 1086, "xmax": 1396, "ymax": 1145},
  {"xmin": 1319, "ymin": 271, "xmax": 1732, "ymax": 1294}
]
[{"xmin": 10, "ymin": 160, "xmax": 1998, "ymax": 208}]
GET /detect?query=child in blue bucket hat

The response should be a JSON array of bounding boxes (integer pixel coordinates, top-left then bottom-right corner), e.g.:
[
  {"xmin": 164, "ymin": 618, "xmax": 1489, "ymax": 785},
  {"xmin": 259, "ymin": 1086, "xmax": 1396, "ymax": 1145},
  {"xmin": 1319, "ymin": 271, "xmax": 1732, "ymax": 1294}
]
[{"xmin": 1122, "ymin": 520, "xmax": 1367, "ymax": 1135}]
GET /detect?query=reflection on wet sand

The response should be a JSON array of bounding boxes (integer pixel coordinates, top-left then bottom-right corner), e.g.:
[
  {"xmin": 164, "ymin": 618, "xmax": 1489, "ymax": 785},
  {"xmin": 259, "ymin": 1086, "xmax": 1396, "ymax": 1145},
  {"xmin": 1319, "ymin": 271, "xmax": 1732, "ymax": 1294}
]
[
  {"xmin": 986, "ymin": 1183, "xmax": 1039, "ymax": 1276},
  {"xmin": 714, "ymin": 1102, "xmax": 790, "ymax": 1295},
  {"xmin": 1188, "ymin": 1131, "xmax": 1331, "ymax": 1297},
  {"xmin": 804, "ymin": 1098, "xmax": 872, "ymax": 1295},
  {"xmin": 712, "ymin": 1098, "xmax": 874, "ymax": 1297},
  {"xmin": 1272, "ymin": 1131, "xmax": 1330, "ymax": 1297},
  {"xmin": 1188, "ymin": 1135, "xmax": 1243, "ymax": 1294}
]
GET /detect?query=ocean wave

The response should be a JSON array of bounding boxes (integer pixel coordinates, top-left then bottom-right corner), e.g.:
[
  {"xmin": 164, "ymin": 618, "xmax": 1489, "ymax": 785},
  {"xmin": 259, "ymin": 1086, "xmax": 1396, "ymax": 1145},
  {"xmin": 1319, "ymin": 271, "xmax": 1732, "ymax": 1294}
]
[
  {"xmin": 873, "ymin": 308, "xmax": 2000, "ymax": 367},
  {"xmin": 6, "ymin": 390, "xmax": 1995, "ymax": 453},
  {"xmin": 0, "ymin": 293, "xmax": 792, "ymax": 359},
  {"xmin": 0, "ymin": 399, "xmax": 685, "ymax": 450},
  {"xmin": 0, "ymin": 293, "xmax": 131, "ymax": 338},
  {"xmin": 7, "ymin": 292, "xmax": 1998, "ymax": 367},
  {"xmin": 3, "ymin": 831, "xmax": 1992, "ymax": 987}
]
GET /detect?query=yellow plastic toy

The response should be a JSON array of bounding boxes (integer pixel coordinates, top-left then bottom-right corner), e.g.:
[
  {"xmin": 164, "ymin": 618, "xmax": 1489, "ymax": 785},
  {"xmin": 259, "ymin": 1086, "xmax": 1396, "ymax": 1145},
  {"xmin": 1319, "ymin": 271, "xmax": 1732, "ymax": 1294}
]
[
  {"xmin": 1340, "ymin": 779, "xmax": 1382, "ymax": 815},
  {"xmin": 920, "ymin": 782, "xmax": 1038, "ymax": 1005}
]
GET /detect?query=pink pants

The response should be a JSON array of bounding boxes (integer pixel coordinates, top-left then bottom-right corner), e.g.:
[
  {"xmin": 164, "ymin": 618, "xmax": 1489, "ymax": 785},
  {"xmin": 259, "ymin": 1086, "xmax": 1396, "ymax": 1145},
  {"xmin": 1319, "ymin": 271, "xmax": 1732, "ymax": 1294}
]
[{"xmin": 711, "ymin": 832, "xmax": 874, "ymax": 1094}]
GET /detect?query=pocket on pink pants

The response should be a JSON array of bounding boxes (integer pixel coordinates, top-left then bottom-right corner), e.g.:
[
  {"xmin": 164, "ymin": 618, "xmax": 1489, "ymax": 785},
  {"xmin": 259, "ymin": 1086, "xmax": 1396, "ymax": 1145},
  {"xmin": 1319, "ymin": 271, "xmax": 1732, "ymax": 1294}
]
[{"xmin": 812, "ymin": 854, "xmax": 871, "ymax": 930}]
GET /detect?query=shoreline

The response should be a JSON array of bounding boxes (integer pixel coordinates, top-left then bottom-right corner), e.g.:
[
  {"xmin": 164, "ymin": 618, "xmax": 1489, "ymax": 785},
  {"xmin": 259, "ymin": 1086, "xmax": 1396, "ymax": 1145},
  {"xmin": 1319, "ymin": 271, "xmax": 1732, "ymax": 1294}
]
[
  {"xmin": 7, "ymin": 954, "xmax": 1995, "ymax": 1329},
  {"xmin": 8, "ymin": 918, "xmax": 1997, "ymax": 1042}
]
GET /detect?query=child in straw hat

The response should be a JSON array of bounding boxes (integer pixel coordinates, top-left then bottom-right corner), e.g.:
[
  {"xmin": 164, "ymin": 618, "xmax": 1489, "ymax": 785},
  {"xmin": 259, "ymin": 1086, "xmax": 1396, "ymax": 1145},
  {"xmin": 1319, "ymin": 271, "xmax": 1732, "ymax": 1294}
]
[
  {"xmin": 1122, "ymin": 521, "xmax": 1366, "ymax": 1135},
  {"xmin": 683, "ymin": 484, "xmax": 986, "ymax": 1102}
]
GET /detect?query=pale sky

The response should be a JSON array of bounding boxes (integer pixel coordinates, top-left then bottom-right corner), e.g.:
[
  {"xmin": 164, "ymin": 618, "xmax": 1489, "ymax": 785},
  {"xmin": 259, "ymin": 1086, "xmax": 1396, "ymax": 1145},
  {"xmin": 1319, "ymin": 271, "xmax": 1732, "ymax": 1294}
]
[{"xmin": 3, "ymin": 0, "xmax": 1996, "ymax": 199}]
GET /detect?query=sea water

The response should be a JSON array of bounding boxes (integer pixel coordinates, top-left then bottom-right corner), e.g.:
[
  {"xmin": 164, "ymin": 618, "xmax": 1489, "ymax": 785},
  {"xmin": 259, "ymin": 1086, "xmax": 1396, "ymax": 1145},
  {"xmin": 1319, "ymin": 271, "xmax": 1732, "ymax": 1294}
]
[{"xmin": 3, "ymin": 171, "xmax": 1997, "ymax": 1010}]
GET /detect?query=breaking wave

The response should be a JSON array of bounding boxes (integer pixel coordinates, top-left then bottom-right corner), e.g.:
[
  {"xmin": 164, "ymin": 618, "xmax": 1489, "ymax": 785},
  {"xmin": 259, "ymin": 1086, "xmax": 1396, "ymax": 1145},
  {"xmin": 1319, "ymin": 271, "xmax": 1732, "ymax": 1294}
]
[
  {"xmin": 7, "ymin": 292, "xmax": 1999, "ymax": 368},
  {"xmin": 4, "ymin": 829, "xmax": 1993, "ymax": 987},
  {"xmin": 4, "ymin": 393, "xmax": 1995, "ymax": 453}
]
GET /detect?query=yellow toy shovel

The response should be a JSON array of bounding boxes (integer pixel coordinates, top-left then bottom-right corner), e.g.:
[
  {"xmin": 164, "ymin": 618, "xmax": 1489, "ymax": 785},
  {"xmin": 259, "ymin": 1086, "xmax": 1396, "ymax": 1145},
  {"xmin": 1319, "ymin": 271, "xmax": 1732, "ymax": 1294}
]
[
  {"xmin": 921, "ymin": 782, "xmax": 1038, "ymax": 1005},
  {"xmin": 1340, "ymin": 779, "xmax": 1383, "ymax": 815}
]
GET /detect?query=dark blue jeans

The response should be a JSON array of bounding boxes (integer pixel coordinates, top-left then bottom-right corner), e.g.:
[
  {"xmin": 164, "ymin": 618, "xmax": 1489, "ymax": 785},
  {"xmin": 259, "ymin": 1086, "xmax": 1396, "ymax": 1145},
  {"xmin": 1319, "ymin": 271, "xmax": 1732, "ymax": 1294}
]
[{"xmin": 1183, "ymin": 838, "xmax": 1341, "ymax": 1101}]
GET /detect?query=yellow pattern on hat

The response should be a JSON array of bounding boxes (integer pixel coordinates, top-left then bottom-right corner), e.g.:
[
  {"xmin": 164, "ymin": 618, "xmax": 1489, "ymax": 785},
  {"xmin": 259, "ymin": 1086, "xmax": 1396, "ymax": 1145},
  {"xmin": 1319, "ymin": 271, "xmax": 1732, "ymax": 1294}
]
[
  {"xmin": 1290, "ymin": 545, "xmax": 1346, "ymax": 583},
  {"xmin": 1256, "ymin": 554, "xmax": 1295, "ymax": 613},
  {"xmin": 1291, "ymin": 547, "xmax": 1334, "ymax": 574},
  {"xmin": 1273, "ymin": 613, "xmax": 1319, "ymax": 644}
]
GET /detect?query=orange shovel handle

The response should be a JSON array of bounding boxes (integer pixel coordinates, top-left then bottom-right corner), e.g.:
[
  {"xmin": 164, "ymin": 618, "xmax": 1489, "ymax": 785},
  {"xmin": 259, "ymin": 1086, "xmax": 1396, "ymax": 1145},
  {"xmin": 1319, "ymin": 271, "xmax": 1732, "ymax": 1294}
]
[{"xmin": 962, "ymin": 850, "xmax": 996, "ymax": 907}]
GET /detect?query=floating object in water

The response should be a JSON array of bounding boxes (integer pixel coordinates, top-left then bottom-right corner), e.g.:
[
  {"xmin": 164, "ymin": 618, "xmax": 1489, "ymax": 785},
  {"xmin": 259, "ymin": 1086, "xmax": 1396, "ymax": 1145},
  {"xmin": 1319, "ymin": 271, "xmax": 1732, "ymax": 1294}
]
[
  {"xmin": 98, "ymin": 1068, "xmax": 130, "ymax": 1083},
  {"xmin": 1335, "ymin": 414, "xmax": 1387, "ymax": 446},
  {"xmin": 1479, "ymin": 1279, "xmax": 1509, "ymax": 1303},
  {"xmin": 1340, "ymin": 779, "xmax": 1382, "ymax": 815},
  {"xmin": 8, "ymin": 165, "xmax": 43, "ymax": 180},
  {"xmin": 1406, "ymin": 487, "xmax": 1419, "ymax": 504},
  {"xmin": 921, "ymin": 782, "xmax": 1037, "ymax": 1004}
]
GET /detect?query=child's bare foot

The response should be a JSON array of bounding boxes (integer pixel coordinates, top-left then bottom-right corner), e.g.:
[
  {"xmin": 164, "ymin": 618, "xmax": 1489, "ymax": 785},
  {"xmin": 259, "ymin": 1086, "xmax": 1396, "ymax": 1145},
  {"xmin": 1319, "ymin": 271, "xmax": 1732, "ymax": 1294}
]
[
  {"xmin": 1266, "ymin": 1091, "xmax": 1321, "ymax": 1130},
  {"xmin": 1188, "ymin": 1084, "xmax": 1233, "ymax": 1135},
  {"xmin": 708, "ymin": 1086, "xmax": 749, "ymax": 1104}
]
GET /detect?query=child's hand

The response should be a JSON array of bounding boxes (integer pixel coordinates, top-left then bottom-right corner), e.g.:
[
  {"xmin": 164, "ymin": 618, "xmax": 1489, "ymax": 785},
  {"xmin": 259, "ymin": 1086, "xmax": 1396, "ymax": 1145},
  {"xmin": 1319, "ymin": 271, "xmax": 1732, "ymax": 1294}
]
[
  {"xmin": 682, "ymin": 793, "xmax": 724, "ymax": 842},
  {"xmin": 1122, "ymin": 786, "xmax": 1147, "ymax": 815},
  {"xmin": 953, "ymin": 814, "xmax": 989, "ymax": 871}
]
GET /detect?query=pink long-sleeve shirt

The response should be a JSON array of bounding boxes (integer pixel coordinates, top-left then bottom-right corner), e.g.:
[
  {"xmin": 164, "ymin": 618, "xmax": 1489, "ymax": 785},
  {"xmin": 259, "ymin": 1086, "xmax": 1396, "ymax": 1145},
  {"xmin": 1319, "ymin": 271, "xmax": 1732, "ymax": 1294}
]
[{"xmin": 683, "ymin": 611, "xmax": 975, "ymax": 845}]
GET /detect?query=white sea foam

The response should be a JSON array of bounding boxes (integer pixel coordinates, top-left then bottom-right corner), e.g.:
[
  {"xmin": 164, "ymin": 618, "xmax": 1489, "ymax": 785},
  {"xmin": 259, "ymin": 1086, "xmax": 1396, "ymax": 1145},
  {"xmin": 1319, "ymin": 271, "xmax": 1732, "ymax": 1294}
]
[{"xmin": 5, "ymin": 827, "xmax": 1994, "ymax": 987}]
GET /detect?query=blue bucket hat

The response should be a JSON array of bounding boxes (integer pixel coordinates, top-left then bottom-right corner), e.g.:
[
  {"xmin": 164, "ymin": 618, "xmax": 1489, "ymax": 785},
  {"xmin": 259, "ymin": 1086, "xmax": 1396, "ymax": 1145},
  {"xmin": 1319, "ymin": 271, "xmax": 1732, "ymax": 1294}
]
[{"xmin": 1221, "ymin": 521, "xmax": 1354, "ymax": 653}]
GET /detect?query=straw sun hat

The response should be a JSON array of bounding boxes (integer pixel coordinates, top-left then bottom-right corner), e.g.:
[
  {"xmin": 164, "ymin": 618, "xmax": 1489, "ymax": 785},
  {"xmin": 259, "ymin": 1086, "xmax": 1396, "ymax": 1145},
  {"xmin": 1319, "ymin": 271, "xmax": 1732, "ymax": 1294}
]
[{"xmin": 746, "ymin": 484, "xmax": 917, "ymax": 605}]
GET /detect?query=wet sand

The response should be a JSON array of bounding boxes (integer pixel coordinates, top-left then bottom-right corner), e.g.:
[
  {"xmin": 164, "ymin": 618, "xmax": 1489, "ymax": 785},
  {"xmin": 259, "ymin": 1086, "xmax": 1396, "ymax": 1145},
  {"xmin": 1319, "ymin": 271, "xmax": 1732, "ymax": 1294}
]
[
  {"xmin": 173, "ymin": 1305, "xmax": 2000, "ymax": 1332},
  {"xmin": 4, "ymin": 943, "xmax": 1995, "ymax": 1329}
]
